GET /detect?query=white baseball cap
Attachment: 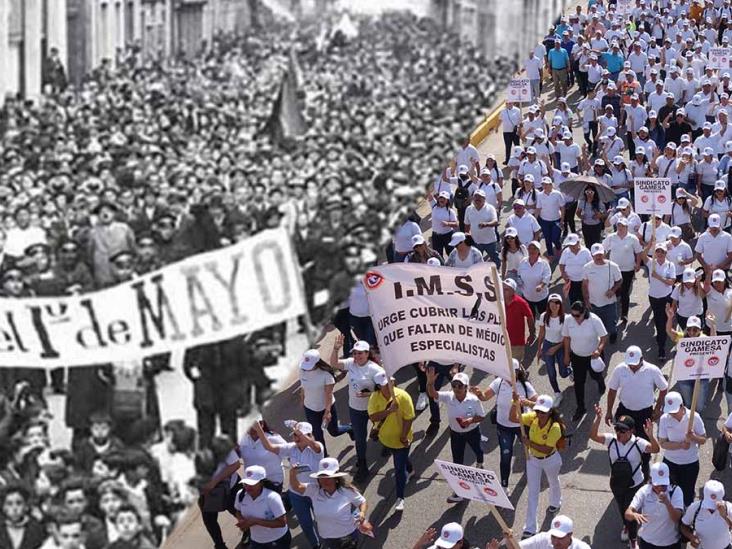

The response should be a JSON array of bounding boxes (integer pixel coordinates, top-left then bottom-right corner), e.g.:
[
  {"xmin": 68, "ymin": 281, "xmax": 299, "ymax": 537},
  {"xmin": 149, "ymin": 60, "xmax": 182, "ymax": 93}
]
[
  {"xmin": 616, "ymin": 217, "xmax": 628, "ymax": 226},
  {"xmin": 373, "ymin": 371, "xmax": 391, "ymax": 386},
  {"xmin": 526, "ymin": 146, "xmax": 537, "ymax": 154},
  {"xmin": 294, "ymin": 421, "xmax": 313, "ymax": 435},
  {"xmin": 702, "ymin": 480, "xmax": 725, "ymax": 509},
  {"xmin": 703, "ymin": 147, "xmax": 715, "ymax": 156},
  {"xmin": 353, "ymin": 340, "xmax": 370, "ymax": 352},
  {"xmin": 591, "ymin": 243, "xmax": 605, "ymax": 256},
  {"xmin": 564, "ymin": 233, "xmax": 579, "ymax": 246},
  {"xmin": 617, "ymin": 197, "xmax": 630, "ymax": 209},
  {"xmin": 607, "ymin": 127, "xmax": 617, "ymax": 136},
  {"xmin": 503, "ymin": 278, "xmax": 517, "ymax": 291},
  {"xmin": 427, "ymin": 257, "xmax": 441, "ymax": 266},
  {"xmin": 299, "ymin": 349, "xmax": 320, "ymax": 371},
  {"xmin": 650, "ymin": 462, "xmax": 671, "ymax": 486},
  {"xmin": 452, "ymin": 372, "xmax": 470, "ymax": 386},
  {"xmin": 505, "ymin": 227, "xmax": 518, "ymax": 238},
  {"xmin": 449, "ymin": 232, "xmax": 467, "ymax": 247},
  {"xmin": 435, "ymin": 523, "xmax": 464, "ymax": 548},
  {"xmin": 457, "ymin": 164, "xmax": 469, "ymax": 174},
  {"xmin": 240, "ymin": 465, "xmax": 267, "ymax": 485},
  {"xmin": 438, "ymin": 190, "xmax": 451, "ymax": 200},
  {"xmin": 668, "ymin": 226, "xmax": 682, "ymax": 239},
  {"xmin": 682, "ymin": 268, "xmax": 696, "ymax": 283},
  {"xmin": 534, "ymin": 394, "xmax": 554, "ymax": 413},
  {"xmin": 548, "ymin": 515, "xmax": 573, "ymax": 538},
  {"xmin": 311, "ymin": 457, "xmax": 348, "ymax": 479},
  {"xmin": 612, "ymin": 155, "xmax": 624, "ymax": 165},
  {"xmin": 716, "ymin": 179, "xmax": 728, "ymax": 191},
  {"xmin": 527, "ymin": 240, "xmax": 542, "ymax": 250},
  {"xmin": 663, "ymin": 391, "xmax": 683, "ymax": 413},
  {"xmin": 709, "ymin": 213, "xmax": 722, "ymax": 228},
  {"xmin": 687, "ymin": 316, "xmax": 702, "ymax": 329},
  {"xmin": 561, "ymin": 162, "xmax": 571, "ymax": 172},
  {"xmin": 412, "ymin": 234, "xmax": 426, "ymax": 247},
  {"xmin": 624, "ymin": 345, "xmax": 642, "ymax": 366},
  {"xmin": 473, "ymin": 189, "xmax": 487, "ymax": 198},
  {"xmin": 654, "ymin": 242, "xmax": 667, "ymax": 252},
  {"xmin": 713, "ymin": 269, "xmax": 727, "ymax": 283}
]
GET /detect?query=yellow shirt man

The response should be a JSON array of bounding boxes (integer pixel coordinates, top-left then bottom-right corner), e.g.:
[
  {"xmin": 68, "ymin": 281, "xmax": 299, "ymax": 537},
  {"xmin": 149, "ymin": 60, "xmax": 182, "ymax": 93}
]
[
  {"xmin": 368, "ymin": 386, "xmax": 415, "ymax": 449},
  {"xmin": 521, "ymin": 410, "xmax": 562, "ymax": 458}
]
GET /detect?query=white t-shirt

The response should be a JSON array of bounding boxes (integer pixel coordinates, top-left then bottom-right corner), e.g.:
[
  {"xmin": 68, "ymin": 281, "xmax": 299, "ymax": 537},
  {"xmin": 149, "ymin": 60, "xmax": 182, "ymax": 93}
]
[
  {"xmin": 708, "ymin": 288, "xmax": 732, "ymax": 333},
  {"xmin": 583, "ymin": 260, "xmax": 622, "ymax": 307},
  {"xmin": 695, "ymin": 231, "xmax": 732, "ymax": 266},
  {"xmin": 525, "ymin": 56, "xmax": 543, "ymax": 79},
  {"xmin": 671, "ymin": 284, "xmax": 704, "ymax": 317},
  {"xmin": 703, "ymin": 197, "xmax": 732, "ymax": 229},
  {"xmin": 465, "ymin": 204, "xmax": 498, "ymax": 244},
  {"xmin": 602, "ymin": 233, "xmax": 642, "ymax": 272},
  {"xmin": 303, "ymin": 483, "xmax": 365, "ymax": 539},
  {"xmin": 559, "ymin": 247, "xmax": 593, "ymax": 281},
  {"xmin": 488, "ymin": 376, "xmax": 537, "ymax": 428},
  {"xmin": 604, "ymin": 434, "xmax": 651, "ymax": 488},
  {"xmin": 343, "ymin": 359, "xmax": 385, "ymax": 411},
  {"xmin": 506, "ymin": 213, "xmax": 541, "ymax": 246},
  {"xmin": 394, "ymin": 221, "xmax": 422, "ymax": 254},
  {"xmin": 537, "ymin": 313, "xmax": 566, "ymax": 344},
  {"xmin": 213, "ymin": 450, "xmax": 241, "ymax": 489},
  {"xmin": 648, "ymin": 260, "xmax": 677, "ymax": 299},
  {"xmin": 666, "ymin": 241, "xmax": 694, "ymax": 272},
  {"xmin": 658, "ymin": 409, "xmax": 706, "ymax": 465},
  {"xmin": 348, "ymin": 282, "xmax": 369, "ymax": 317},
  {"xmin": 607, "ymin": 361, "xmax": 668, "ymax": 411},
  {"xmin": 300, "ymin": 368, "xmax": 335, "ymax": 412},
  {"xmin": 630, "ymin": 484, "xmax": 684, "ymax": 546},
  {"xmin": 519, "ymin": 533, "xmax": 590, "ymax": 549},
  {"xmin": 561, "ymin": 313, "xmax": 607, "ymax": 356},
  {"xmin": 436, "ymin": 391, "xmax": 486, "ymax": 433},
  {"xmin": 456, "ymin": 144, "xmax": 480, "ymax": 170},
  {"xmin": 536, "ymin": 190, "xmax": 565, "ymax": 221},
  {"xmin": 279, "ymin": 442, "xmax": 324, "ymax": 491},
  {"xmin": 234, "ymin": 488, "xmax": 288, "ymax": 543},
  {"xmin": 239, "ymin": 434, "xmax": 286, "ymax": 484},
  {"xmin": 681, "ymin": 500, "xmax": 732, "ymax": 549},
  {"xmin": 518, "ymin": 258, "xmax": 551, "ymax": 303}
]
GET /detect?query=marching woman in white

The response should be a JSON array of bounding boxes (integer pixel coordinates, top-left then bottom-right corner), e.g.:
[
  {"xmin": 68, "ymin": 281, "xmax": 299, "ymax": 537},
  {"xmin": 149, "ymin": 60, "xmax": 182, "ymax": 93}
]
[
  {"xmin": 298, "ymin": 350, "xmax": 352, "ymax": 454},
  {"xmin": 589, "ymin": 405, "xmax": 660, "ymax": 547},
  {"xmin": 446, "ymin": 232, "xmax": 484, "ymax": 267},
  {"xmin": 536, "ymin": 295, "xmax": 571, "ymax": 403},
  {"xmin": 253, "ymin": 421, "xmax": 324, "ymax": 549},
  {"xmin": 658, "ymin": 391, "xmax": 707, "ymax": 509},
  {"xmin": 426, "ymin": 370, "xmax": 485, "ymax": 502},
  {"xmin": 509, "ymin": 394, "xmax": 565, "ymax": 539},
  {"xmin": 666, "ymin": 189, "xmax": 699, "ymax": 244},
  {"xmin": 288, "ymin": 458, "xmax": 372, "ymax": 549},
  {"xmin": 428, "ymin": 190, "xmax": 459, "ymax": 258},
  {"xmin": 562, "ymin": 301, "xmax": 608, "ymax": 421},
  {"xmin": 665, "ymin": 227, "xmax": 695, "ymax": 281},
  {"xmin": 625, "ymin": 462, "xmax": 684, "ymax": 549},
  {"xmin": 670, "ymin": 268, "xmax": 704, "ymax": 331},
  {"xmin": 517, "ymin": 241, "xmax": 552, "ymax": 318},
  {"xmin": 471, "ymin": 359, "xmax": 538, "ymax": 487},
  {"xmin": 702, "ymin": 181, "xmax": 732, "ymax": 231},
  {"xmin": 704, "ymin": 269, "xmax": 732, "ymax": 410},
  {"xmin": 239, "ymin": 421, "xmax": 287, "ymax": 493},
  {"xmin": 234, "ymin": 465, "xmax": 291, "ymax": 549},
  {"xmin": 501, "ymin": 227, "xmax": 527, "ymax": 283},
  {"xmin": 330, "ymin": 335, "xmax": 385, "ymax": 482},
  {"xmin": 680, "ymin": 480, "xmax": 732, "ymax": 549}
]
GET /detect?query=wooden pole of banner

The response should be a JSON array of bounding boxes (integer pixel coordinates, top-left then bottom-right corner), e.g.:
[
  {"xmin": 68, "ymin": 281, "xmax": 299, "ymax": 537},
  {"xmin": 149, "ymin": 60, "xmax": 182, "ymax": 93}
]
[
  {"xmin": 490, "ymin": 265, "xmax": 530, "ymax": 463},
  {"xmin": 489, "ymin": 505, "xmax": 521, "ymax": 549},
  {"xmin": 687, "ymin": 378, "xmax": 701, "ymax": 435}
]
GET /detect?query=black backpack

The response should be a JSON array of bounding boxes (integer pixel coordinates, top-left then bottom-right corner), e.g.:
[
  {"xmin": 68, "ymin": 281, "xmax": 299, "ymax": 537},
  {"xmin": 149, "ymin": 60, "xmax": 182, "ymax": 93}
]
[
  {"xmin": 609, "ymin": 438, "xmax": 641, "ymax": 493},
  {"xmin": 454, "ymin": 180, "xmax": 471, "ymax": 209}
]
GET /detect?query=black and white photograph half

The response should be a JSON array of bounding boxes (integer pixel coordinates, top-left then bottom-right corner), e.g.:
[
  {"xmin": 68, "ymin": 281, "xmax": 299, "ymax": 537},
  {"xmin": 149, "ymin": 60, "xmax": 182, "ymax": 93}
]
[{"xmin": 0, "ymin": 0, "xmax": 570, "ymax": 548}]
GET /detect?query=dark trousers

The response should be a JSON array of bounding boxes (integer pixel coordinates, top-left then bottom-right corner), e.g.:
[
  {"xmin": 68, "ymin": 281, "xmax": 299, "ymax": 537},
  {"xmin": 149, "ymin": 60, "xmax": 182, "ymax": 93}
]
[
  {"xmin": 577, "ymin": 70, "xmax": 589, "ymax": 96},
  {"xmin": 564, "ymin": 202, "xmax": 578, "ymax": 234},
  {"xmin": 250, "ymin": 531, "xmax": 292, "ymax": 549},
  {"xmin": 581, "ymin": 222, "xmax": 603, "ymax": 248},
  {"xmin": 539, "ymin": 217, "xmax": 562, "ymax": 256},
  {"xmin": 432, "ymin": 231, "xmax": 453, "ymax": 258},
  {"xmin": 450, "ymin": 427, "xmax": 484, "ymax": 466},
  {"xmin": 663, "ymin": 458, "xmax": 699, "ymax": 508},
  {"xmin": 390, "ymin": 446, "xmax": 413, "ymax": 499},
  {"xmin": 503, "ymin": 131, "xmax": 520, "ymax": 163},
  {"xmin": 619, "ymin": 271, "xmax": 635, "ymax": 318},
  {"xmin": 198, "ymin": 407, "xmax": 237, "ymax": 450},
  {"xmin": 639, "ymin": 540, "xmax": 681, "ymax": 549},
  {"xmin": 349, "ymin": 407, "xmax": 370, "ymax": 463},
  {"xmin": 527, "ymin": 298, "xmax": 548, "ymax": 320},
  {"xmin": 612, "ymin": 483, "xmax": 642, "ymax": 541},
  {"xmin": 427, "ymin": 362, "xmax": 452, "ymax": 423},
  {"xmin": 304, "ymin": 405, "xmax": 352, "ymax": 457},
  {"xmin": 627, "ymin": 132, "xmax": 636, "ymax": 158},
  {"xmin": 198, "ymin": 494, "xmax": 236, "ymax": 549},
  {"xmin": 497, "ymin": 425, "xmax": 521, "ymax": 483},
  {"xmin": 414, "ymin": 363, "xmax": 427, "ymax": 393},
  {"xmin": 571, "ymin": 352, "xmax": 605, "ymax": 410},
  {"xmin": 568, "ymin": 280, "xmax": 584, "ymax": 306},
  {"xmin": 50, "ymin": 367, "xmax": 64, "ymax": 391},
  {"xmin": 349, "ymin": 314, "xmax": 376, "ymax": 348},
  {"xmin": 322, "ymin": 532, "xmax": 358, "ymax": 549},
  {"xmin": 616, "ymin": 404, "xmax": 653, "ymax": 480},
  {"xmin": 584, "ymin": 121, "xmax": 598, "ymax": 156},
  {"xmin": 650, "ymin": 295, "xmax": 672, "ymax": 352}
]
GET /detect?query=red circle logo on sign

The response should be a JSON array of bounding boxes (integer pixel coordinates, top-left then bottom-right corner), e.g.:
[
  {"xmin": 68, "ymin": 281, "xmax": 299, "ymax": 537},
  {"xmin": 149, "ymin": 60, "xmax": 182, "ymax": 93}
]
[
  {"xmin": 658, "ymin": 195, "xmax": 667, "ymax": 204},
  {"xmin": 459, "ymin": 481, "xmax": 470, "ymax": 491},
  {"xmin": 709, "ymin": 356, "xmax": 720, "ymax": 367},
  {"xmin": 684, "ymin": 358, "xmax": 695, "ymax": 368},
  {"xmin": 641, "ymin": 195, "xmax": 649, "ymax": 203},
  {"xmin": 483, "ymin": 487, "xmax": 497, "ymax": 497}
]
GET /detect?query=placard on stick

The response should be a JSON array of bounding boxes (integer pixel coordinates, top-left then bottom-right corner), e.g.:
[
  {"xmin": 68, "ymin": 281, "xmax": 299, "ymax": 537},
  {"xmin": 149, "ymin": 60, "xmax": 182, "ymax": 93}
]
[
  {"xmin": 673, "ymin": 336, "xmax": 731, "ymax": 382},
  {"xmin": 634, "ymin": 178, "xmax": 672, "ymax": 216},
  {"xmin": 506, "ymin": 79, "xmax": 532, "ymax": 104},
  {"xmin": 435, "ymin": 460, "xmax": 514, "ymax": 510}
]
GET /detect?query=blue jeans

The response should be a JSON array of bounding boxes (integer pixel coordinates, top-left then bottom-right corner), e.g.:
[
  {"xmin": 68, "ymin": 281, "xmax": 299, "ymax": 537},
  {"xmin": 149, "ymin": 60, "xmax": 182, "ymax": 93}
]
[
  {"xmin": 475, "ymin": 242, "xmax": 501, "ymax": 267},
  {"xmin": 390, "ymin": 446, "xmax": 413, "ymax": 499},
  {"xmin": 427, "ymin": 362, "xmax": 453, "ymax": 424},
  {"xmin": 676, "ymin": 379, "xmax": 709, "ymax": 414},
  {"xmin": 289, "ymin": 490, "xmax": 318, "ymax": 548},
  {"xmin": 349, "ymin": 407, "xmax": 370, "ymax": 463},
  {"xmin": 538, "ymin": 217, "xmax": 562, "ymax": 256},
  {"xmin": 541, "ymin": 340, "xmax": 570, "ymax": 393},
  {"xmin": 497, "ymin": 424, "xmax": 521, "ymax": 484},
  {"xmin": 592, "ymin": 303, "xmax": 617, "ymax": 338},
  {"xmin": 304, "ymin": 405, "xmax": 352, "ymax": 456}
]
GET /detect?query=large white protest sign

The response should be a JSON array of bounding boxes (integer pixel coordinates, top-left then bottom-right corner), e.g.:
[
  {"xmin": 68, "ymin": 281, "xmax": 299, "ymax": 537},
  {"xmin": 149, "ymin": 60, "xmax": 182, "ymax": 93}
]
[
  {"xmin": 673, "ymin": 336, "xmax": 731, "ymax": 382},
  {"xmin": 506, "ymin": 79, "xmax": 532, "ymax": 103},
  {"xmin": 709, "ymin": 48, "xmax": 731, "ymax": 70},
  {"xmin": 634, "ymin": 178, "xmax": 672, "ymax": 215},
  {"xmin": 435, "ymin": 460, "xmax": 513, "ymax": 510},
  {"xmin": 362, "ymin": 263, "xmax": 511, "ymax": 378},
  {"xmin": 0, "ymin": 228, "xmax": 305, "ymax": 368},
  {"xmin": 615, "ymin": 0, "xmax": 632, "ymax": 15}
]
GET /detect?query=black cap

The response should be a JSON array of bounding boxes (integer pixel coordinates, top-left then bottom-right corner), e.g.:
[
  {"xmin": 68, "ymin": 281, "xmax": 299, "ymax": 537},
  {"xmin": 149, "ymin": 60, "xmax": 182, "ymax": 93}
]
[{"xmin": 614, "ymin": 415, "xmax": 635, "ymax": 431}]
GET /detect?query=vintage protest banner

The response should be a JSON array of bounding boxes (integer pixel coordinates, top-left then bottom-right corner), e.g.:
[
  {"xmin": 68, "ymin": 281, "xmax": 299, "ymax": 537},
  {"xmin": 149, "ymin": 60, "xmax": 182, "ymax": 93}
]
[
  {"xmin": 634, "ymin": 177, "xmax": 672, "ymax": 215},
  {"xmin": 709, "ymin": 48, "xmax": 731, "ymax": 70},
  {"xmin": 435, "ymin": 459, "xmax": 513, "ymax": 510},
  {"xmin": 362, "ymin": 263, "xmax": 512, "ymax": 378},
  {"xmin": 673, "ymin": 336, "xmax": 731, "ymax": 382},
  {"xmin": 506, "ymin": 78, "xmax": 532, "ymax": 103},
  {"xmin": 0, "ymin": 228, "xmax": 305, "ymax": 368}
]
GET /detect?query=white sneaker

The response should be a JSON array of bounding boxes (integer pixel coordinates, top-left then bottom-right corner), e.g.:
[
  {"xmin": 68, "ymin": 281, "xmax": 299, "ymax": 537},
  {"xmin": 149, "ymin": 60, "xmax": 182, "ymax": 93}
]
[
  {"xmin": 416, "ymin": 392, "xmax": 428, "ymax": 411},
  {"xmin": 447, "ymin": 493, "xmax": 464, "ymax": 503},
  {"xmin": 620, "ymin": 527, "xmax": 628, "ymax": 542},
  {"xmin": 395, "ymin": 498, "xmax": 405, "ymax": 512},
  {"xmin": 554, "ymin": 392, "xmax": 563, "ymax": 407},
  {"xmin": 480, "ymin": 434, "xmax": 489, "ymax": 443}
]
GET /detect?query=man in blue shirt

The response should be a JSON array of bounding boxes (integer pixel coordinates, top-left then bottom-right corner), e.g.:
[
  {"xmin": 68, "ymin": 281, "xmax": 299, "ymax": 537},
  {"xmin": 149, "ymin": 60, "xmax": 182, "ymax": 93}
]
[
  {"xmin": 601, "ymin": 43, "xmax": 624, "ymax": 81},
  {"xmin": 548, "ymin": 38, "xmax": 570, "ymax": 99}
]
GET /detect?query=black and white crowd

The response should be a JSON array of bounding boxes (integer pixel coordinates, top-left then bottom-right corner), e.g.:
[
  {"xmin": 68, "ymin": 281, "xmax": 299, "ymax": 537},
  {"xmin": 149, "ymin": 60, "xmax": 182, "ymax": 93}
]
[{"xmin": 197, "ymin": 1, "xmax": 732, "ymax": 549}]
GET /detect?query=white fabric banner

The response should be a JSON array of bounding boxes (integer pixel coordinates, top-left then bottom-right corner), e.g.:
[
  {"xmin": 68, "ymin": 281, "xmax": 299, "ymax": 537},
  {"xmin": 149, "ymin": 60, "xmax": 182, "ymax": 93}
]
[
  {"xmin": 0, "ymin": 228, "xmax": 305, "ymax": 368},
  {"xmin": 435, "ymin": 459, "xmax": 514, "ymax": 510},
  {"xmin": 673, "ymin": 336, "xmax": 731, "ymax": 382},
  {"xmin": 634, "ymin": 178, "xmax": 672, "ymax": 215},
  {"xmin": 362, "ymin": 263, "xmax": 511, "ymax": 378}
]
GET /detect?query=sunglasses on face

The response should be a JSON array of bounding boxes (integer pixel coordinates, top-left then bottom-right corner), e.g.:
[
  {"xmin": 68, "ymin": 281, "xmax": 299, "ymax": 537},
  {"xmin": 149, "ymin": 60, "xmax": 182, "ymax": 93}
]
[{"xmin": 571, "ymin": 312, "xmax": 582, "ymax": 318}]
